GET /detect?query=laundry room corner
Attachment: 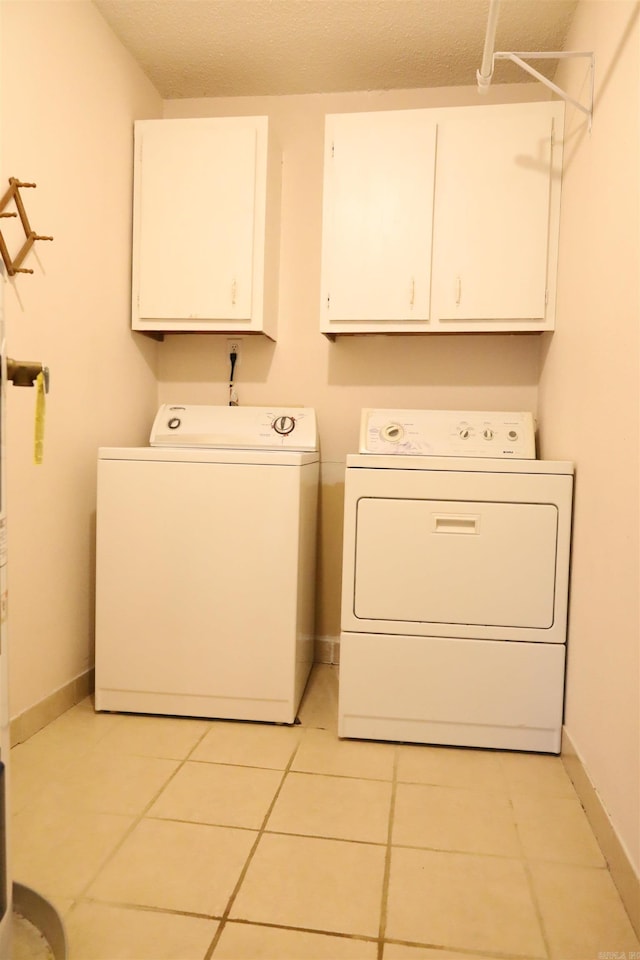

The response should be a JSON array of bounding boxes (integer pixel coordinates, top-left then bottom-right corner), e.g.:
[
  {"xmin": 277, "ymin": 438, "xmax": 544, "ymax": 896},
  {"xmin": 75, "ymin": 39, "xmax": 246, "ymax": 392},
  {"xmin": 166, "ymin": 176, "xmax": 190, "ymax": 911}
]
[
  {"xmin": 535, "ymin": 0, "xmax": 640, "ymax": 930},
  {"xmin": 0, "ymin": 0, "xmax": 163, "ymax": 733}
]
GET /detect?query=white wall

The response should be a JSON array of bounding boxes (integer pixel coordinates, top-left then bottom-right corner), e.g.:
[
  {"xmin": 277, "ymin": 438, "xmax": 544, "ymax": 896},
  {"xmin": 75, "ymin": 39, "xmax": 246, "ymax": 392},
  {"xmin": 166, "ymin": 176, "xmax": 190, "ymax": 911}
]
[
  {"xmin": 161, "ymin": 84, "xmax": 549, "ymax": 646},
  {"xmin": 537, "ymin": 1, "xmax": 640, "ymax": 874},
  {"xmin": 0, "ymin": 1, "xmax": 162, "ymax": 720}
]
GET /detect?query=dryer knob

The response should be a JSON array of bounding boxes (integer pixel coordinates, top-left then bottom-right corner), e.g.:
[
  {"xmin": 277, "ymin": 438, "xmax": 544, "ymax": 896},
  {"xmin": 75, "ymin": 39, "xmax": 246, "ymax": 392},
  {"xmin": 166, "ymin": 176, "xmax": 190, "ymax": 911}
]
[
  {"xmin": 168, "ymin": 417, "xmax": 181, "ymax": 430},
  {"xmin": 382, "ymin": 423, "xmax": 404, "ymax": 443}
]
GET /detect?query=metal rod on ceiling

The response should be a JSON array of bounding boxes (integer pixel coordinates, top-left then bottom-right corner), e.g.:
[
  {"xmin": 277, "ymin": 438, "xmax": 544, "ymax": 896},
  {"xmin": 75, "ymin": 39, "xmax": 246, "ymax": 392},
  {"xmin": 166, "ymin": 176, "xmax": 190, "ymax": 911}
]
[
  {"xmin": 477, "ymin": 0, "xmax": 501, "ymax": 92},
  {"xmin": 475, "ymin": 2, "xmax": 594, "ymax": 129}
]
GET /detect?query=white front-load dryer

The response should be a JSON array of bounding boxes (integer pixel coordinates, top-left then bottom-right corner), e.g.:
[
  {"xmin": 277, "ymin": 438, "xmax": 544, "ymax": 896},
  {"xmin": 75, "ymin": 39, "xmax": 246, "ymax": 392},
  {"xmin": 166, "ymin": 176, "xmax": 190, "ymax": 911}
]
[
  {"xmin": 95, "ymin": 405, "xmax": 319, "ymax": 723},
  {"xmin": 338, "ymin": 409, "xmax": 574, "ymax": 753}
]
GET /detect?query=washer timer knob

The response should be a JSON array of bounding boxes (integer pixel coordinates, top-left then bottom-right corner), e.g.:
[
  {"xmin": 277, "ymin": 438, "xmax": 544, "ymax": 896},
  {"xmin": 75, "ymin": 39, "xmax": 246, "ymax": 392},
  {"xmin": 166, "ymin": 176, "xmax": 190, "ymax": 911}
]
[{"xmin": 273, "ymin": 415, "xmax": 296, "ymax": 436}]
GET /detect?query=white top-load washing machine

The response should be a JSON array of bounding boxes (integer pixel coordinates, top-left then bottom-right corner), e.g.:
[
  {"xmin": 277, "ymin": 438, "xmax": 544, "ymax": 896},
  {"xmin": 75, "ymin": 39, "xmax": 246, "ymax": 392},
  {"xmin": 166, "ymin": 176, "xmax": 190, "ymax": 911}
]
[
  {"xmin": 339, "ymin": 409, "xmax": 574, "ymax": 753},
  {"xmin": 95, "ymin": 404, "xmax": 319, "ymax": 723}
]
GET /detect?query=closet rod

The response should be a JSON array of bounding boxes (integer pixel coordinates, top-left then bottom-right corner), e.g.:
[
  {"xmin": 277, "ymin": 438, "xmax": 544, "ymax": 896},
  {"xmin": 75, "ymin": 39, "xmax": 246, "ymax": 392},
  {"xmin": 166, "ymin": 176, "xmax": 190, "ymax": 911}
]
[{"xmin": 476, "ymin": 0, "xmax": 594, "ymax": 130}]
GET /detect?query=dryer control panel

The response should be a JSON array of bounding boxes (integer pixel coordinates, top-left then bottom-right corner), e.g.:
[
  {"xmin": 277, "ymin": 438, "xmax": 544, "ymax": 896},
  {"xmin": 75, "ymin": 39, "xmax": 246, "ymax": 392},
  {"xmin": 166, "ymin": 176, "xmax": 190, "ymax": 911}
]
[{"xmin": 360, "ymin": 409, "xmax": 536, "ymax": 458}]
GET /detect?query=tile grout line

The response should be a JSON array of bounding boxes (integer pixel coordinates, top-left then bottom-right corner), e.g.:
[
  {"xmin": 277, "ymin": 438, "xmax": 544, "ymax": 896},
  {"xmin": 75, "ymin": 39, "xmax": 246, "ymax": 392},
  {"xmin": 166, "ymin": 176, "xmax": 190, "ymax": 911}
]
[
  {"xmin": 66, "ymin": 719, "xmax": 220, "ymax": 912},
  {"xmin": 210, "ymin": 916, "xmax": 380, "ymax": 949},
  {"xmin": 376, "ymin": 743, "xmax": 399, "ymax": 960},
  {"xmin": 505, "ymin": 757, "xmax": 553, "ymax": 960},
  {"xmin": 201, "ymin": 729, "xmax": 307, "ymax": 960}
]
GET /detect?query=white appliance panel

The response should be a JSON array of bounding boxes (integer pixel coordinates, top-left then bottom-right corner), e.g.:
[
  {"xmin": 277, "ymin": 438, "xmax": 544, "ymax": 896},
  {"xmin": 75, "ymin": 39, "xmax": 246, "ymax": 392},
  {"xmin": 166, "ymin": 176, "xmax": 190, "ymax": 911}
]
[
  {"xmin": 339, "ymin": 633, "xmax": 566, "ymax": 753},
  {"xmin": 95, "ymin": 432, "xmax": 319, "ymax": 722},
  {"xmin": 150, "ymin": 403, "xmax": 317, "ymax": 451},
  {"xmin": 360, "ymin": 408, "xmax": 536, "ymax": 458},
  {"xmin": 353, "ymin": 497, "xmax": 558, "ymax": 629}
]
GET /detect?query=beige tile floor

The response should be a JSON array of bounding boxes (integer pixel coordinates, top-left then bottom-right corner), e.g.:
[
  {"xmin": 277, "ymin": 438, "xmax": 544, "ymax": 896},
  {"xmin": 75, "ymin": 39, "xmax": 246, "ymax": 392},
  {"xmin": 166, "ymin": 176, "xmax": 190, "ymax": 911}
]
[{"xmin": 9, "ymin": 665, "xmax": 640, "ymax": 960}]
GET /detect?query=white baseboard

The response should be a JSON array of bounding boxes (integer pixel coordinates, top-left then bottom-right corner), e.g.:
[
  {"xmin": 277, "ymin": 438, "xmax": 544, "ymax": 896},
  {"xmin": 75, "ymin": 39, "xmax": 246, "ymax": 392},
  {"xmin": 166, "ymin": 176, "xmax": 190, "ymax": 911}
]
[
  {"xmin": 562, "ymin": 727, "xmax": 640, "ymax": 938},
  {"xmin": 314, "ymin": 636, "xmax": 340, "ymax": 665},
  {"xmin": 10, "ymin": 669, "xmax": 95, "ymax": 746}
]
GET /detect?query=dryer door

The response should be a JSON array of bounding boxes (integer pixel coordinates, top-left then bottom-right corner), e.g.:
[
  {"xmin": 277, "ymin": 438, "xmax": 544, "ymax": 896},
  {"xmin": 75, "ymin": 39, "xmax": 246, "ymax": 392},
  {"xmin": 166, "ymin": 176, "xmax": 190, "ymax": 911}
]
[
  {"xmin": 341, "ymin": 466, "xmax": 573, "ymax": 644},
  {"xmin": 354, "ymin": 497, "xmax": 557, "ymax": 629}
]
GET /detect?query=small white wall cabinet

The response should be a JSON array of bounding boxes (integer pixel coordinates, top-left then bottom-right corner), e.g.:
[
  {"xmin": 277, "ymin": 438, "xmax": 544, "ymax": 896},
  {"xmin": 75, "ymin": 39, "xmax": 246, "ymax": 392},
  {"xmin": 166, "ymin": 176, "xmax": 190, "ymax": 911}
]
[
  {"xmin": 319, "ymin": 110, "xmax": 437, "ymax": 332},
  {"xmin": 320, "ymin": 100, "xmax": 564, "ymax": 336},
  {"xmin": 132, "ymin": 116, "xmax": 281, "ymax": 338}
]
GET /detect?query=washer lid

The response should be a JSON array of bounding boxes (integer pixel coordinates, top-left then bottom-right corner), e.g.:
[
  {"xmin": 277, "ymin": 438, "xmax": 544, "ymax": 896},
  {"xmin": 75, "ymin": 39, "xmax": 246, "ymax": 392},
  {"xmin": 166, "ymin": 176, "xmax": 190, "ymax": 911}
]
[{"xmin": 150, "ymin": 404, "xmax": 318, "ymax": 451}]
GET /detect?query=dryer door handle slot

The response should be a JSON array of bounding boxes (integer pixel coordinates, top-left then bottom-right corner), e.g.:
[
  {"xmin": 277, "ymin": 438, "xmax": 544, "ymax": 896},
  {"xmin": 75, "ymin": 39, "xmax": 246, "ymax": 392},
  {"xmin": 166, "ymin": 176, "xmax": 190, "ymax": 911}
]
[{"xmin": 432, "ymin": 514, "xmax": 480, "ymax": 534}]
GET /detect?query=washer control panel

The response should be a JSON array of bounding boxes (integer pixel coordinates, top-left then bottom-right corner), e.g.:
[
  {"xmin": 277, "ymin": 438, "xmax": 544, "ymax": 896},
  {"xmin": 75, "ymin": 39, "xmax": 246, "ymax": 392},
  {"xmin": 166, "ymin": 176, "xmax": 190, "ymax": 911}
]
[
  {"xmin": 150, "ymin": 405, "xmax": 318, "ymax": 451},
  {"xmin": 360, "ymin": 409, "xmax": 536, "ymax": 458}
]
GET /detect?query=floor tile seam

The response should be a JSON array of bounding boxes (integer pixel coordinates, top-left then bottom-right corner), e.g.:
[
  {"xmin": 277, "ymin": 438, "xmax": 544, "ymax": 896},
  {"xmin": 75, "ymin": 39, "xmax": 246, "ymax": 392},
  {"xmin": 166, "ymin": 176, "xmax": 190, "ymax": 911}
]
[
  {"xmin": 388, "ymin": 840, "xmax": 531, "ymax": 862},
  {"xmin": 507, "ymin": 787, "xmax": 582, "ymax": 800},
  {"xmin": 202, "ymin": 735, "xmax": 306, "ymax": 960},
  {"xmin": 509, "ymin": 790, "xmax": 608, "ymax": 868},
  {"xmin": 521, "ymin": 857, "xmax": 554, "ymax": 960},
  {"xmin": 70, "ymin": 895, "xmax": 221, "ymax": 923},
  {"xmin": 186, "ymin": 757, "xmax": 297, "ymax": 772},
  {"xmin": 522, "ymin": 854, "xmax": 610, "ymax": 870},
  {"xmin": 70, "ymin": 745, "xmax": 200, "ymax": 902},
  {"xmin": 388, "ymin": 838, "xmax": 611, "ymax": 870},
  {"xmin": 143, "ymin": 812, "xmax": 262, "ymax": 833},
  {"xmin": 260, "ymin": 827, "xmax": 388, "ymax": 847},
  {"xmin": 216, "ymin": 916, "xmax": 380, "ymax": 945},
  {"xmin": 396, "ymin": 778, "xmax": 513, "ymax": 794},
  {"xmin": 376, "ymin": 745, "xmax": 400, "ymax": 960},
  {"xmin": 182, "ymin": 719, "xmax": 226, "ymax": 763},
  {"xmin": 381, "ymin": 934, "xmax": 548, "ymax": 960},
  {"xmin": 290, "ymin": 768, "xmax": 394, "ymax": 782}
]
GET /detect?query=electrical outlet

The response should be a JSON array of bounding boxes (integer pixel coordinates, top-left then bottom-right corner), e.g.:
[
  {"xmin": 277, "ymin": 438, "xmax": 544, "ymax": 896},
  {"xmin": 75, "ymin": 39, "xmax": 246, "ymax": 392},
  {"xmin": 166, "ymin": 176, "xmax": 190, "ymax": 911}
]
[{"xmin": 227, "ymin": 338, "xmax": 242, "ymax": 362}]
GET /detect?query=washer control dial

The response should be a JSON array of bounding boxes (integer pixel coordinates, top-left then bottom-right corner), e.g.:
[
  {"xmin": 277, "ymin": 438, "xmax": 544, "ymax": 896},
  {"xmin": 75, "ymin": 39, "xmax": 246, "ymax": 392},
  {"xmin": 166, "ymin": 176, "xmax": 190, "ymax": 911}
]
[
  {"xmin": 168, "ymin": 417, "xmax": 181, "ymax": 430},
  {"xmin": 272, "ymin": 415, "xmax": 296, "ymax": 436}
]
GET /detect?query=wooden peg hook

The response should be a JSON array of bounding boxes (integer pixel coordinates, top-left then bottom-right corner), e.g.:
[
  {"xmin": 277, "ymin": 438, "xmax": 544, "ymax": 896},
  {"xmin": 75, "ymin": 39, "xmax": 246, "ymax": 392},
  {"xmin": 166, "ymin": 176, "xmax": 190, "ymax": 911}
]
[{"xmin": 0, "ymin": 177, "xmax": 53, "ymax": 277}]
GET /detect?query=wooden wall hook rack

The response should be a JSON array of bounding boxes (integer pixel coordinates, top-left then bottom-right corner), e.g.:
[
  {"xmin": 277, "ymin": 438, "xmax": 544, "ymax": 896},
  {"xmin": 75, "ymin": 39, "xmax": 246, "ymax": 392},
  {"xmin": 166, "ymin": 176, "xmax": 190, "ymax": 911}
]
[{"xmin": 0, "ymin": 178, "xmax": 53, "ymax": 276}]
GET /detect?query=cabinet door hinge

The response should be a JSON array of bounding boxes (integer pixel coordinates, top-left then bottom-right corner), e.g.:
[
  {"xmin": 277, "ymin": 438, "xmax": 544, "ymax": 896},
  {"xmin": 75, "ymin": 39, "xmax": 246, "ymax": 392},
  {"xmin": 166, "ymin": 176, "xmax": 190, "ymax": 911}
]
[{"xmin": 331, "ymin": 141, "xmax": 335, "ymax": 159}]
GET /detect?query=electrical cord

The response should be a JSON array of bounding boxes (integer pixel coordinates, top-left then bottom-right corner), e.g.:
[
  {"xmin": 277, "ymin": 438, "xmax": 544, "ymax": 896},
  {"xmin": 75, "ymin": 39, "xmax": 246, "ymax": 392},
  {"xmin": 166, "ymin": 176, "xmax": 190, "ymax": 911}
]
[{"xmin": 229, "ymin": 351, "xmax": 238, "ymax": 406}]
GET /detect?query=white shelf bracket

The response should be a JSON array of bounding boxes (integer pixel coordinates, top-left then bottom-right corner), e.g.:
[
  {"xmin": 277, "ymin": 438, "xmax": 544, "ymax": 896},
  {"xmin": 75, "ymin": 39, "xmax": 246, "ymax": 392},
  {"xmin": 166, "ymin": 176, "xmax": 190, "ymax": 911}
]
[{"xmin": 477, "ymin": 50, "xmax": 595, "ymax": 131}]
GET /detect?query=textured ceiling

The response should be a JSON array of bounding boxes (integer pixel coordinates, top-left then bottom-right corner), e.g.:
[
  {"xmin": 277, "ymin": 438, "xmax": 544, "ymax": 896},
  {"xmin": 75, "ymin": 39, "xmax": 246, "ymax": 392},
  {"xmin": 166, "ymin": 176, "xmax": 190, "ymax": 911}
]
[{"xmin": 93, "ymin": 0, "xmax": 578, "ymax": 99}]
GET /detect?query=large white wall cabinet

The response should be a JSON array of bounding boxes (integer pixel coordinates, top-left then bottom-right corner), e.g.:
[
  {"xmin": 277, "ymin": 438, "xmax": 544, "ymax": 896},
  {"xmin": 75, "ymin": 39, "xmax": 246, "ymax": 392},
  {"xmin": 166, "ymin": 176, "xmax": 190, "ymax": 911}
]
[
  {"xmin": 320, "ymin": 101, "xmax": 564, "ymax": 336},
  {"xmin": 132, "ymin": 117, "xmax": 281, "ymax": 338}
]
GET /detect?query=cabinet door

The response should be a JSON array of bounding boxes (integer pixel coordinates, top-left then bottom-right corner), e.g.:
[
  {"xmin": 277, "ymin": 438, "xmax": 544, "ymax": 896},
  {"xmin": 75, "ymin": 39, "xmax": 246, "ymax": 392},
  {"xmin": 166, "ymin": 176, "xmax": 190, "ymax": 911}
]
[
  {"xmin": 132, "ymin": 118, "xmax": 273, "ymax": 332},
  {"xmin": 431, "ymin": 102, "xmax": 564, "ymax": 330},
  {"xmin": 320, "ymin": 110, "xmax": 437, "ymax": 333}
]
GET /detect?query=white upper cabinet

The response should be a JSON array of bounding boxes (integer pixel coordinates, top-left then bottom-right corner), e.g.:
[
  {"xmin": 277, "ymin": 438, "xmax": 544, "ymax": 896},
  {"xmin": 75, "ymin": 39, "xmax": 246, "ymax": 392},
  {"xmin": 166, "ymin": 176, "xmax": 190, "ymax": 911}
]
[
  {"xmin": 132, "ymin": 116, "xmax": 281, "ymax": 338},
  {"xmin": 320, "ymin": 101, "xmax": 564, "ymax": 336},
  {"xmin": 320, "ymin": 110, "xmax": 437, "ymax": 334},
  {"xmin": 430, "ymin": 101, "xmax": 564, "ymax": 332}
]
